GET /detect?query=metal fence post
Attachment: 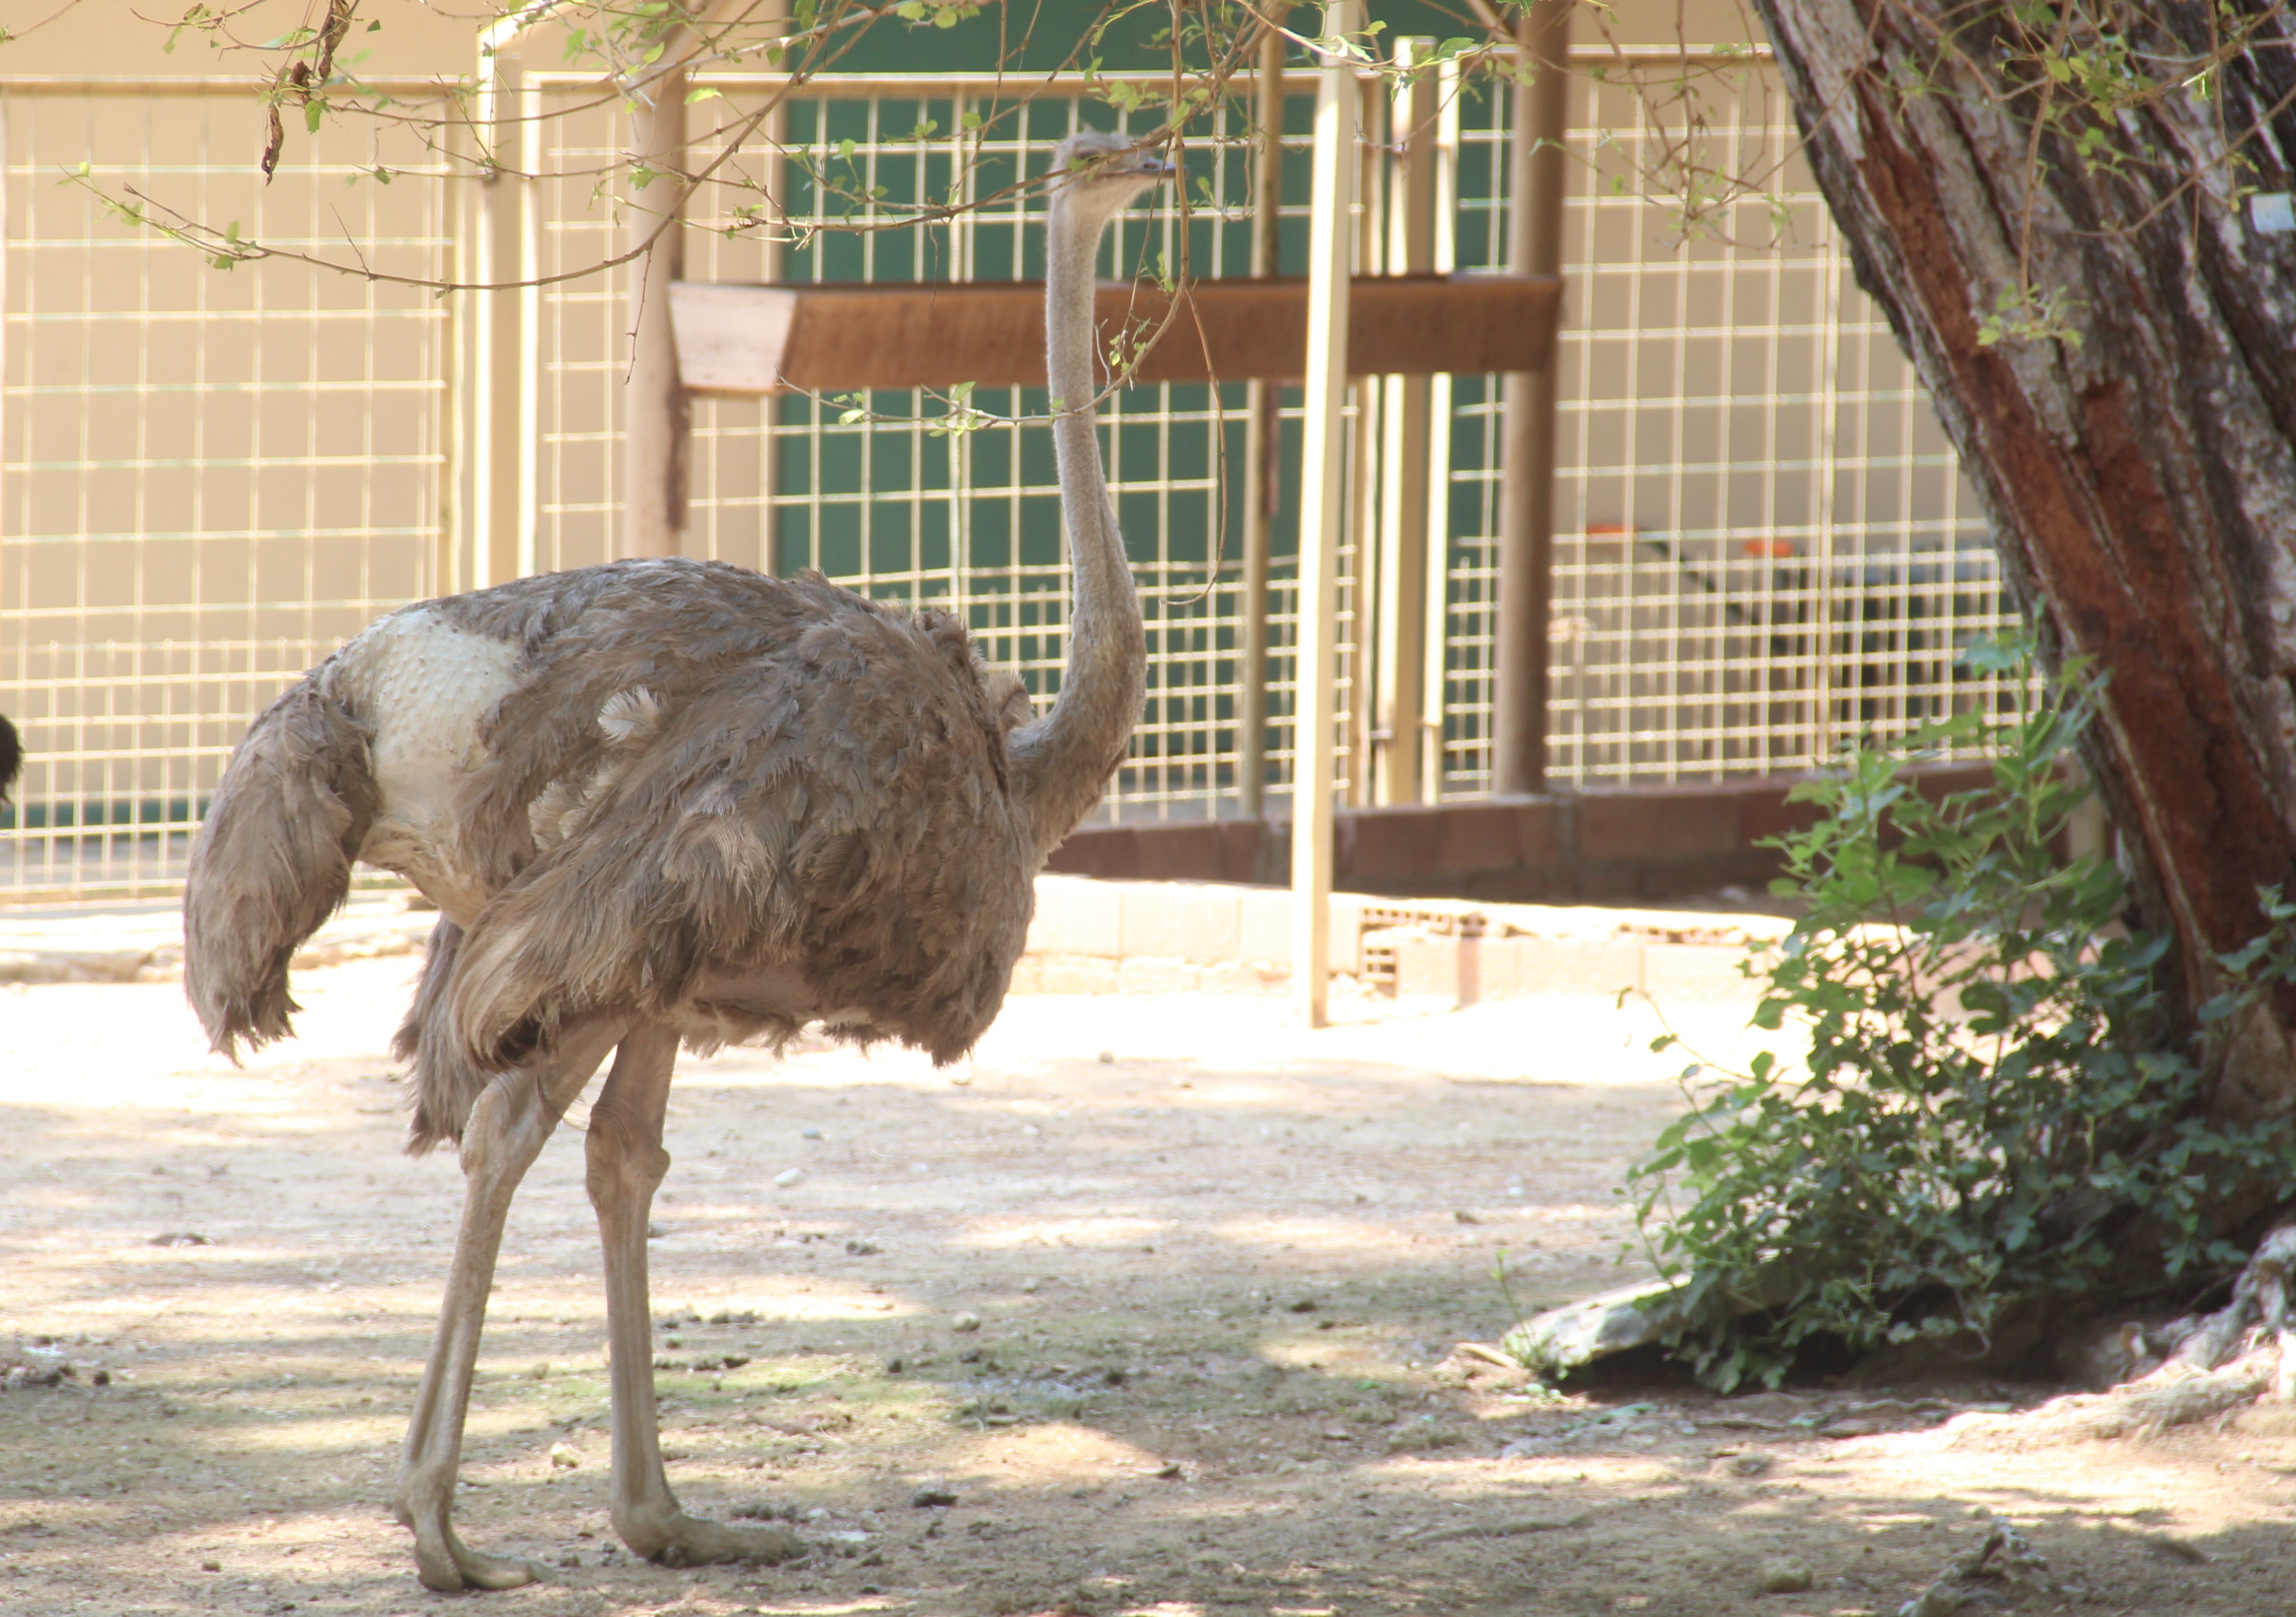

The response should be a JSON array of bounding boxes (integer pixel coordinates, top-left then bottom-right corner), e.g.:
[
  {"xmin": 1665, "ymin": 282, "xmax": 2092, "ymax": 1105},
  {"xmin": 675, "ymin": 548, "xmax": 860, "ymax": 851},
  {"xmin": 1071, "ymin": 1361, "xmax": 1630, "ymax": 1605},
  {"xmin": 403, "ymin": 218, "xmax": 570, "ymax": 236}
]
[
  {"xmin": 1293, "ymin": 0, "xmax": 1359, "ymax": 1028},
  {"xmin": 473, "ymin": 29, "xmax": 530, "ymax": 589},
  {"xmin": 1373, "ymin": 38, "xmax": 1438, "ymax": 805},
  {"xmin": 624, "ymin": 44, "xmax": 690, "ymax": 561},
  {"xmin": 1237, "ymin": 13, "xmax": 1288, "ymax": 820}
]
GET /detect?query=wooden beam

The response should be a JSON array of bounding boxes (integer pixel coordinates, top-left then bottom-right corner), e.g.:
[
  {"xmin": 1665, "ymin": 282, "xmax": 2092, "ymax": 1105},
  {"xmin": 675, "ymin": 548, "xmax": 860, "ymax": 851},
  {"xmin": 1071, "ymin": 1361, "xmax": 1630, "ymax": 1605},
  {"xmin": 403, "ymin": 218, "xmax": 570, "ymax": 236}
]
[{"xmin": 669, "ymin": 272, "xmax": 1559, "ymax": 395}]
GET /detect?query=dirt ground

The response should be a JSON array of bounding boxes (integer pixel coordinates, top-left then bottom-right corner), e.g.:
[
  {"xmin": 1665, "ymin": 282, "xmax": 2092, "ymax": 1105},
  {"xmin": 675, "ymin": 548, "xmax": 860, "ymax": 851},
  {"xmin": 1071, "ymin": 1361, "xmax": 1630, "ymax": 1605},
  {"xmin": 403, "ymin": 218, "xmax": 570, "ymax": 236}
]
[{"xmin": 5, "ymin": 946, "xmax": 2296, "ymax": 1617}]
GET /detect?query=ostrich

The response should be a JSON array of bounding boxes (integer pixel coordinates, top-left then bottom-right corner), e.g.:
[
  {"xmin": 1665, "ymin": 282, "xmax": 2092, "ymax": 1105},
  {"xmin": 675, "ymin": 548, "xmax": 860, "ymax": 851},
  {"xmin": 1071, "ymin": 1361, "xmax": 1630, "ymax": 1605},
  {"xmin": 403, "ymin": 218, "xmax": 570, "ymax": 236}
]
[{"xmin": 180, "ymin": 129, "xmax": 1167, "ymax": 1592}]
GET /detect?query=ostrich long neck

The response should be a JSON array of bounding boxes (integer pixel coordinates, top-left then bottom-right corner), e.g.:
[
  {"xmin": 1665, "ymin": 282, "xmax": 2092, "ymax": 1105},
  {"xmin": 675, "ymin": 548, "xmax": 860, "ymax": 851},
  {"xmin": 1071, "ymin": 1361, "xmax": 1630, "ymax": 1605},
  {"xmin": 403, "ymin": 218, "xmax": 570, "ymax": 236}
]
[{"xmin": 1008, "ymin": 179, "xmax": 1147, "ymax": 855}]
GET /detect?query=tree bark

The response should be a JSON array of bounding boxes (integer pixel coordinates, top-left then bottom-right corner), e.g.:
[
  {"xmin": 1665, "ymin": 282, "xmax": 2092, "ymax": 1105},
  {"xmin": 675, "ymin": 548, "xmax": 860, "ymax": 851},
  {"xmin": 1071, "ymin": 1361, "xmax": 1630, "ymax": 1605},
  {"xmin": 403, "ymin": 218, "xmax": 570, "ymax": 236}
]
[{"xmin": 1749, "ymin": 0, "xmax": 2296, "ymax": 1107}]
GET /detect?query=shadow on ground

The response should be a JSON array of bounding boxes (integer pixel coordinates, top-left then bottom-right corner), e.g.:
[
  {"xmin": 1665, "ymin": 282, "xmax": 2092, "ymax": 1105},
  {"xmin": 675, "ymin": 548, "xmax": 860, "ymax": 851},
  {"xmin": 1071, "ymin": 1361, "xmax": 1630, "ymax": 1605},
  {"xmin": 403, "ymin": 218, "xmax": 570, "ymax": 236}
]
[{"xmin": 2, "ymin": 964, "xmax": 2292, "ymax": 1615}]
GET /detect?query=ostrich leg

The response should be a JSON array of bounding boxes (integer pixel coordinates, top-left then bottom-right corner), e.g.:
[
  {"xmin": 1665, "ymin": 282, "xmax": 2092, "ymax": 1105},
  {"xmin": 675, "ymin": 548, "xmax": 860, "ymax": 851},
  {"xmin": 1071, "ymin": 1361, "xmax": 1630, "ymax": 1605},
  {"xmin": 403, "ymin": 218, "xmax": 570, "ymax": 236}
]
[
  {"xmin": 586, "ymin": 1021, "xmax": 805, "ymax": 1565},
  {"xmin": 394, "ymin": 1016, "xmax": 630, "ymax": 1591}
]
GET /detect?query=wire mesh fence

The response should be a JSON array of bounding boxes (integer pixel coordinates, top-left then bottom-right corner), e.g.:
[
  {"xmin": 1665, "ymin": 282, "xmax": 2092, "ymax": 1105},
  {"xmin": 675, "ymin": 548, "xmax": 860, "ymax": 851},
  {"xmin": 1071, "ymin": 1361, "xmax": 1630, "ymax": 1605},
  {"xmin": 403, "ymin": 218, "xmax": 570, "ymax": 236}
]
[
  {"xmin": 0, "ymin": 54, "xmax": 2023, "ymax": 904},
  {"xmin": 0, "ymin": 82, "xmax": 454, "ymax": 901},
  {"xmin": 1438, "ymin": 60, "xmax": 2015, "ymax": 791}
]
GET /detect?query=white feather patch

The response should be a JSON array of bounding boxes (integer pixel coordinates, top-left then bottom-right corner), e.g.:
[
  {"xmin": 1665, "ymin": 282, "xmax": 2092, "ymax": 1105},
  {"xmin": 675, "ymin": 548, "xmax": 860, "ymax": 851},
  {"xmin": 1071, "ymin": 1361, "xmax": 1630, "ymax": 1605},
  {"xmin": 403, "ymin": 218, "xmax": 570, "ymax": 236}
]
[
  {"xmin": 599, "ymin": 688, "xmax": 663, "ymax": 746},
  {"xmin": 340, "ymin": 607, "xmax": 522, "ymax": 925}
]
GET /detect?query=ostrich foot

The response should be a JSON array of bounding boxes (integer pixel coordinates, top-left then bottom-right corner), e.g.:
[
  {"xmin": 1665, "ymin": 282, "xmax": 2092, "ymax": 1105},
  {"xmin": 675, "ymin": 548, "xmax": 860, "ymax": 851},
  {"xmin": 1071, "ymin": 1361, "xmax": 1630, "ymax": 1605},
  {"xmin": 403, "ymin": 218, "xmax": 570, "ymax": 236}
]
[
  {"xmin": 409, "ymin": 1517, "xmax": 543, "ymax": 1592},
  {"xmin": 628, "ymin": 1512, "xmax": 806, "ymax": 1568},
  {"xmin": 398, "ymin": 1470, "xmax": 544, "ymax": 1591}
]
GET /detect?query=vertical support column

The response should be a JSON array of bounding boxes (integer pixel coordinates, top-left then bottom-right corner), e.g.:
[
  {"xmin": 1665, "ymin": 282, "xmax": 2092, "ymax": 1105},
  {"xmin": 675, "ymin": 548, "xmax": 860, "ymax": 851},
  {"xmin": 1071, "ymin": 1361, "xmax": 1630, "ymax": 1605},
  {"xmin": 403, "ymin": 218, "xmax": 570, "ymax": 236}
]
[
  {"xmin": 757, "ymin": 0, "xmax": 791, "ymax": 574},
  {"xmin": 1372, "ymin": 40, "xmax": 1438, "ymax": 805},
  {"xmin": 1292, "ymin": 0, "xmax": 1359, "ymax": 1029},
  {"xmin": 1421, "ymin": 55, "xmax": 1463, "ymax": 799},
  {"xmin": 473, "ymin": 33, "xmax": 531, "ymax": 589},
  {"xmin": 1492, "ymin": 0, "xmax": 1570, "ymax": 796},
  {"xmin": 438, "ymin": 110, "xmax": 469, "ymax": 598},
  {"xmin": 1344, "ymin": 68, "xmax": 1384, "ymax": 809},
  {"xmin": 517, "ymin": 70, "xmax": 543, "ymax": 577},
  {"xmin": 1237, "ymin": 12, "xmax": 1287, "ymax": 820},
  {"xmin": 623, "ymin": 44, "xmax": 690, "ymax": 561}
]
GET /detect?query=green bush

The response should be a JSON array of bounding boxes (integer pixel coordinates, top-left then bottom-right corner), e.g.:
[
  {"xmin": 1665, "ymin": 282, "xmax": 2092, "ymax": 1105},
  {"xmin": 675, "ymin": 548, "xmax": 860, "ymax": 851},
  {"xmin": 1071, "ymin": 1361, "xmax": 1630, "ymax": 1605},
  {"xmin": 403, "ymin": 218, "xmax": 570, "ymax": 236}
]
[{"xmin": 1626, "ymin": 635, "xmax": 2296, "ymax": 1393}]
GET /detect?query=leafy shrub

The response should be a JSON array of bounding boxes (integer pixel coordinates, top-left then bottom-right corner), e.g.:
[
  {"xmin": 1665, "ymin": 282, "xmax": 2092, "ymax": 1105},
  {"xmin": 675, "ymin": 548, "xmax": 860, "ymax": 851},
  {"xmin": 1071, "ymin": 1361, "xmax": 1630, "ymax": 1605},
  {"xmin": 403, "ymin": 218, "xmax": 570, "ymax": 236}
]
[{"xmin": 1626, "ymin": 636, "xmax": 2296, "ymax": 1393}]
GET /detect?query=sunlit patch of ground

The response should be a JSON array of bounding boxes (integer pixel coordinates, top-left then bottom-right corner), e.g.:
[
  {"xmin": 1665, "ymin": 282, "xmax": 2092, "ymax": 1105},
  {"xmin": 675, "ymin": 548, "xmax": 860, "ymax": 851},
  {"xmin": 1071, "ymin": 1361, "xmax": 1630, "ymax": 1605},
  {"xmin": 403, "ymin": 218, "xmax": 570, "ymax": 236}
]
[{"xmin": 3, "ymin": 956, "xmax": 2294, "ymax": 1614}]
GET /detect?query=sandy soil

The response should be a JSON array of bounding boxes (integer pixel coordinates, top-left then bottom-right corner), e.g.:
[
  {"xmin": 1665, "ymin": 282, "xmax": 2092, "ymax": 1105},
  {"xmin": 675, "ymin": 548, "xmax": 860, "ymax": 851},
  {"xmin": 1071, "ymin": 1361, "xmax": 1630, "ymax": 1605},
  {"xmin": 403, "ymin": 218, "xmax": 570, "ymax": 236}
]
[{"xmin": 3, "ymin": 953, "xmax": 2293, "ymax": 1617}]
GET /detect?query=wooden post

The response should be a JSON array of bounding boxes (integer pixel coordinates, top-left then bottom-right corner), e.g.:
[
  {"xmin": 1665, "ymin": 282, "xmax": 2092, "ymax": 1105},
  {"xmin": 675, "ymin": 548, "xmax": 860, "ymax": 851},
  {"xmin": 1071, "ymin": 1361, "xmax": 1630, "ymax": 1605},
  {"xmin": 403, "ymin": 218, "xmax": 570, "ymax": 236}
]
[
  {"xmin": 473, "ymin": 27, "xmax": 532, "ymax": 589},
  {"xmin": 1373, "ymin": 40, "xmax": 1439, "ymax": 805},
  {"xmin": 624, "ymin": 46, "xmax": 691, "ymax": 560},
  {"xmin": 1492, "ymin": 0, "xmax": 1570, "ymax": 796},
  {"xmin": 1238, "ymin": 12, "xmax": 1287, "ymax": 820},
  {"xmin": 1293, "ymin": 0, "xmax": 1358, "ymax": 1029}
]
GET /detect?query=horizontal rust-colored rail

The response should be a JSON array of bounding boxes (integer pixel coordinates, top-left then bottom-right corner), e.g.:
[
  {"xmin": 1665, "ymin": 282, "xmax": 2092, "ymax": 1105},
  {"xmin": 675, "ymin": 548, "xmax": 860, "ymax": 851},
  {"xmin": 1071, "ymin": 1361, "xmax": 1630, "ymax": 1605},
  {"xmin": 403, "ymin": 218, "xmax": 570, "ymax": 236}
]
[{"xmin": 669, "ymin": 272, "xmax": 1561, "ymax": 395}]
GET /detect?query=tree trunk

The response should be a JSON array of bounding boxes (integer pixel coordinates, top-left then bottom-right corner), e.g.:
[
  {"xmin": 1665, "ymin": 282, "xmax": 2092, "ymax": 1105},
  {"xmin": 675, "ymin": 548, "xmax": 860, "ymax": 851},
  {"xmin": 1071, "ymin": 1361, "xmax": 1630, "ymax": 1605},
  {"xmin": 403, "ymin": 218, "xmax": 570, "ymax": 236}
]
[{"xmin": 1748, "ymin": 0, "xmax": 2296, "ymax": 1108}]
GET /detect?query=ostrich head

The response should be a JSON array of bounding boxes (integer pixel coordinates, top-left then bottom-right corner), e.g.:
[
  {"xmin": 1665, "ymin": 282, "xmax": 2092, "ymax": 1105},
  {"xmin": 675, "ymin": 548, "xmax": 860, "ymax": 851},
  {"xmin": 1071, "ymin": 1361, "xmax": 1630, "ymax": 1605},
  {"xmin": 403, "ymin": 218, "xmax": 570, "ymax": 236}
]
[{"xmin": 1045, "ymin": 129, "xmax": 1175, "ymax": 230}]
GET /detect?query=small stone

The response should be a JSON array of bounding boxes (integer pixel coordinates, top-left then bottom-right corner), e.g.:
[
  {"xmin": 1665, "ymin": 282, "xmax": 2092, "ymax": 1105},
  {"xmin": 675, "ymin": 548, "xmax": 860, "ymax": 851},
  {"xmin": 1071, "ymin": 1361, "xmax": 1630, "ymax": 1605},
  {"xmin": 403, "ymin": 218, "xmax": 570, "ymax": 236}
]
[
  {"xmin": 1287, "ymin": 1298, "xmax": 1318, "ymax": 1313},
  {"xmin": 1758, "ymin": 1556, "xmax": 1813, "ymax": 1594},
  {"xmin": 775, "ymin": 1168, "xmax": 806, "ymax": 1188},
  {"xmin": 528, "ymin": 1361, "xmax": 550, "ymax": 1381},
  {"xmin": 1097, "ymin": 1050, "xmax": 1115, "ymax": 1064},
  {"xmin": 883, "ymin": 1355, "xmax": 906, "ymax": 1375},
  {"xmin": 1729, "ymin": 1453, "xmax": 1773, "ymax": 1477},
  {"xmin": 1019, "ymin": 1277, "xmax": 1041, "ymax": 1294},
  {"xmin": 1818, "ymin": 1418, "xmax": 1875, "ymax": 1439},
  {"xmin": 549, "ymin": 1443, "xmax": 582, "ymax": 1470},
  {"xmin": 912, "ymin": 1483, "xmax": 958, "ymax": 1508},
  {"xmin": 801, "ymin": 1127, "xmax": 824, "ymax": 1139},
  {"xmin": 845, "ymin": 1238, "xmax": 881, "ymax": 1255},
  {"xmin": 1154, "ymin": 1462, "xmax": 1182, "ymax": 1479},
  {"xmin": 1453, "ymin": 1209, "xmax": 1481, "ymax": 1225},
  {"xmin": 952, "ymin": 1312, "xmax": 983, "ymax": 1333},
  {"xmin": 199, "ymin": 1559, "xmax": 222, "ymax": 1573}
]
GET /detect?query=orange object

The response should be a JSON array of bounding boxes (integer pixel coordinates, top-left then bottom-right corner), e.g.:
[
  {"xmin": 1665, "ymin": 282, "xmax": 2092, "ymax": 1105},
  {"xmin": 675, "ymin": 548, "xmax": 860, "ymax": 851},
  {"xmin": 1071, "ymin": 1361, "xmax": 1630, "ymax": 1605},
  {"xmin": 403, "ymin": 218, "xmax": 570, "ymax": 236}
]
[{"xmin": 670, "ymin": 272, "xmax": 1563, "ymax": 395}]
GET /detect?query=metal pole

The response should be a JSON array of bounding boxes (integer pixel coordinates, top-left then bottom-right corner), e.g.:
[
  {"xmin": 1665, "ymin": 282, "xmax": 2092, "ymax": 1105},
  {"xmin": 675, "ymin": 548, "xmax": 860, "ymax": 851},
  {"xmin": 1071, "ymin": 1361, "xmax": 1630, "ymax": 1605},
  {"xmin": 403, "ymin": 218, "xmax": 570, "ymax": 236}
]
[
  {"xmin": 1492, "ymin": 0, "xmax": 1570, "ymax": 796},
  {"xmin": 1238, "ymin": 11, "xmax": 1287, "ymax": 820},
  {"xmin": 473, "ymin": 30, "xmax": 529, "ymax": 589},
  {"xmin": 1292, "ymin": 0, "xmax": 1358, "ymax": 1028},
  {"xmin": 1373, "ymin": 39, "xmax": 1438, "ymax": 805},
  {"xmin": 1346, "ymin": 69, "xmax": 1383, "ymax": 809},
  {"xmin": 623, "ymin": 44, "xmax": 690, "ymax": 560},
  {"xmin": 439, "ymin": 110, "xmax": 469, "ymax": 598},
  {"xmin": 758, "ymin": 0, "xmax": 790, "ymax": 574}
]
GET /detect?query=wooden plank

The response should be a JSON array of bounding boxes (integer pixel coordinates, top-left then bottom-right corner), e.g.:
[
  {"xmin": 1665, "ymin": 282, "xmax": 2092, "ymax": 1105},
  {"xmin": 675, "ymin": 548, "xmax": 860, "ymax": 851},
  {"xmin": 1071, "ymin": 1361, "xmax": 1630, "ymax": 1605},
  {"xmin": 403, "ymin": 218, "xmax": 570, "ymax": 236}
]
[{"xmin": 669, "ymin": 273, "xmax": 1561, "ymax": 395}]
